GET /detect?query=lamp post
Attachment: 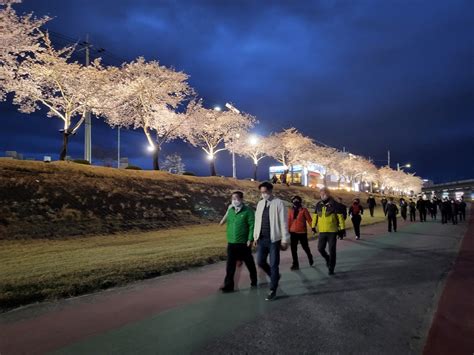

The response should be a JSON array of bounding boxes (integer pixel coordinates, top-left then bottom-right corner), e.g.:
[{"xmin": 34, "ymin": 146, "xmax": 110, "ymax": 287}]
[
  {"xmin": 397, "ymin": 163, "xmax": 411, "ymax": 171},
  {"xmin": 249, "ymin": 135, "xmax": 259, "ymax": 180}
]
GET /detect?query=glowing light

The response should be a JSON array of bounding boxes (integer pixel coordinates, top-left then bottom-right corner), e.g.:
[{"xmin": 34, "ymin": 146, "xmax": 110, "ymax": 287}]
[
  {"xmin": 249, "ymin": 135, "xmax": 258, "ymax": 146},
  {"xmin": 147, "ymin": 145, "xmax": 155, "ymax": 152},
  {"xmin": 213, "ymin": 106, "xmax": 221, "ymax": 111},
  {"xmin": 207, "ymin": 154, "xmax": 214, "ymax": 161}
]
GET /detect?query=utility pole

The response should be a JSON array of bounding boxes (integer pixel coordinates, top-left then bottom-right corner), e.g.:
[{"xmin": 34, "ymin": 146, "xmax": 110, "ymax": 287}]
[
  {"xmin": 117, "ymin": 127, "xmax": 121, "ymax": 168},
  {"xmin": 397, "ymin": 162, "xmax": 400, "ymax": 171},
  {"xmin": 84, "ymin": 34, "xmax": 92, "ymax": 163},
  {"xmin": 387, "ymin": 150, "xmax": 390, "ymax": 168}
]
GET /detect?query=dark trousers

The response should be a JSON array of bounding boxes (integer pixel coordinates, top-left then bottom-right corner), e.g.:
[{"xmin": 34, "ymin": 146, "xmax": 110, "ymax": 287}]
[
  {"xmin": 441, "ymin": 211, "xmax": 448, "ymax": 224},
  {"xmin": 430, "ymin": 211, "xmax": 437, "ymax": 220},
  {"xmin": 224, "ymin": 243, "xmax": 257, "ymax": 290},
  {"xmin": 318, "ymin": 232, "xmax": 338, "ymax": 272},
  {"xmin": 452, "ymin": 213, "xmax": 458, "ymax": 225},
  {"xmin": 290, "ymin": 232, "xmax": 313, "ymax": 267},
  {"xmin": 382, "ymin": 204, "xmax": 387, "ymax": 216},
  {"xmin": 401, "ymin": 209, "xmax": 407, "ymax": 221},
  {"xmin": 419, "ymin": 210, "xmax": 427, "ymax": 222},
  {"xmin": 410, "ymin": 210, "xmax": 416, "ymax": 221},
  {"xmin": 369, "ymin": 206, "xmax": 375, "ymax": 217},
  {"xmin": 257, "ymin": 238, "xmax": 281, "ymax": 291},
  {"xmin": 388, "ymin": 215, "xmax": 397, "ymax": 232},
  {"xmin": 459, "ymin": 210, "xmax": 466, "ymax": 221},
  {"xmin": 351, "ymin": 215, "xmax": 362, "ymax": 237}
]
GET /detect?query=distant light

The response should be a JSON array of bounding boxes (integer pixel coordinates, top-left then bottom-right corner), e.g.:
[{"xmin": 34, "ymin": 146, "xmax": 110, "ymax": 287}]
[
  {"xmin": 235, "ymin": 133, "xmax": 240, "ymax": 138},
  {"xmin": 207, "ymin": 154, "xmax": 214, "ymax": 161},
  {"xmin": 213, "ymin": 106, "xmax": 222, "ymax": 111},
  {"xmin": 406, "ymin": 163, "xmax": 411, "ymax": 168},
  {"xmin": 147, "ymin": 145, "xmax": 155, "ymax": 152}
]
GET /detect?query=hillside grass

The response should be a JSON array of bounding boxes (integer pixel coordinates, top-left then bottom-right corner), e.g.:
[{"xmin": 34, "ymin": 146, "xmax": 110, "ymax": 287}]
[{"xmin": 0, "ymin": 209, "xmax": 386, "ymax": 311}]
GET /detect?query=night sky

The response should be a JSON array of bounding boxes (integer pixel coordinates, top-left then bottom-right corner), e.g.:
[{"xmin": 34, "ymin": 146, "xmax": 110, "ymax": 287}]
[{"xmin": 1, "ymin": 0, "xmax": 473, "ymax": 183}]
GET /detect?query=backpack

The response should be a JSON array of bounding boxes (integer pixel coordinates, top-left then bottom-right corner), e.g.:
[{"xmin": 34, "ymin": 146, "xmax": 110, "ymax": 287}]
[{"xmin": 351, "ymin": 204, "xmax": 361, "ymax": 215}]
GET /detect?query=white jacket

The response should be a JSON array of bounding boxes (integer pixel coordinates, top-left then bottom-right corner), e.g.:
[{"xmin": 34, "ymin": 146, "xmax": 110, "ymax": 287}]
[{"xmin": 253, "ymin": 197, "xmax": 290, "ymax": 243}]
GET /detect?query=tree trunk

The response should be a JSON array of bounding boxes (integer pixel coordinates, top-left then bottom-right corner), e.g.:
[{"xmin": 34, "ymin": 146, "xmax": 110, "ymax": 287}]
[
  {"xmin": 210, "ymin": 160, "xmax": 217, "ymax": 176},
  {"xmin": 152, "ymin": 146, "xmax": 160, "ymax": 170},
  {"xmin": 253, "ymin": 163, "xmax": 258, "ymax": 181},
  {"xmin": 59, "ymin": 132, "xmax": 70, "ymax": 161},
  {"xmin": 290, "ymin": 164, "xmax": 294, "ymax": 184}
]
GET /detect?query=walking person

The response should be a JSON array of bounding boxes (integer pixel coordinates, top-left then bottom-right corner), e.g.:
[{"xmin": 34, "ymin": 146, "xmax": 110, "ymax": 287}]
[
  {"xmin": 459, "ymin": 196, "xmax": 466, "ymax": 222},
  {"xmin": 219, "ymin": 191, "xmax": 257, "ymax": 293},
  {"xmin": 409, "ymin": 199, "xmax": 417, "ymax": 222},
  {"xmin": 430, "ymin": 198, "xmax": 438, "ymax": 220},
  {"xmin": 416, "ymin": 196, "xmax": 427, "ymax": 222},
  {"xmin": 288, "ymin": 196, "xmax": 314, "ymax": 271},
  {"xmin": 441, "ymin": 197, "xmax": 450, "ymax": 224},
  {"xmin": 253, "ymin": 182, "xmax": 290, "ymax": 301},
  {"xmin": 311, "ymin": 187, "xmax": 345, "ymax": 275},
  {"xmin": 451, "ymin": 199, "xmax": 459, "ymax": 225},
  {"xmin": 381, "ymin": 197, "xmax": 388, "ymax": 216},
  {"xmin": 367, "ymin": 195, "xmax": 376, "ymax": 217},
  {"xmin": 399, "ymin": 198, "xmax": 408, "ymax": 221},
  {"xmin": 336, "ymin": 197, "xmax": 348, "ymax": 240},
  {"xmin": 385, "ymin": 197, "xmax": 399, "ymax": 232},
  {"xmin": 349, "ymin": 198, "xmax": 363, "ymax": 240}
]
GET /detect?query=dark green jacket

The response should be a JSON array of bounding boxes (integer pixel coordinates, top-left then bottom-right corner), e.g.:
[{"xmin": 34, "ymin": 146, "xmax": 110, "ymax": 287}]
[{"xmin": 226, "ymin": 204, "xmax": 255, "ymax": 244}]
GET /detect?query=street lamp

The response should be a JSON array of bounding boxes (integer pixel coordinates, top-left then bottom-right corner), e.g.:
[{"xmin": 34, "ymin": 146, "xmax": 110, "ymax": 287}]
[
  {"xmin": 249, "ymin": 135, "xmax": 259, "ymax": 146},
  {"xmin": 147, "ymin": 145, "xmax": 155, "ymax": 152},
  {"xmin": 213, "ymin": 106, "xmax": 221, "ymax": 111},
  {"xmin": 397, "ymin": 163, "xmax": 411, "ymax": 171}
]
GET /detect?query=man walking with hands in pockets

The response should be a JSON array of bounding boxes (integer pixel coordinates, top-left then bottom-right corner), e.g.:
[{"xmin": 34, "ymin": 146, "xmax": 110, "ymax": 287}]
[{"xmin": 253, "ymin": 182, "xmax": 290, "ymax": 301}]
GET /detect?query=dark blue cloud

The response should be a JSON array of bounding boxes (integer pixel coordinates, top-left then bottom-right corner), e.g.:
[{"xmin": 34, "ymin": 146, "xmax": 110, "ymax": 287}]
[{"xmin": 1, "ymin": 0, "xmax": 473, "ymax": 182}]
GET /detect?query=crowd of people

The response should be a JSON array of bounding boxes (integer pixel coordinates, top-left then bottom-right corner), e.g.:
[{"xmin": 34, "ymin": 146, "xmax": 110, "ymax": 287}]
[{"xmin": 218, "ymin": 183, "xmax": 468, "ymax": 301}]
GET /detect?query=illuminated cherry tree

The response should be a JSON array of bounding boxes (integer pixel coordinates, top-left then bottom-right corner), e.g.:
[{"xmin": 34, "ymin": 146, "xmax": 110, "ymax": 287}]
[
  {"xmin": 0, "ymin": 0, "xmax": 49, "ymax": 101},
  {"xmin": 8, "ymin": 34, "xmax": 111, "ymax": 160},
  {"xmin": 266, "ymin": 128, "xmax": 315, "ymax": 183},
  {"xmin": 101, "ymin": 57, "xmax": 193, "ymax": 170},
  {"xmin": 187, "ymin": 102, "xmax": 256, "ymax": 176},
  {"xmin": 232, "ymin": 134, "xmax": 270, "ymax": 180}
]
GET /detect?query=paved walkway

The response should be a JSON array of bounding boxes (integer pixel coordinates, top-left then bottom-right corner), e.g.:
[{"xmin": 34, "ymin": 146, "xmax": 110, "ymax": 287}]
[{"xmin": 0, "ymin": 211, "xmax": 472, "ymax": 355}]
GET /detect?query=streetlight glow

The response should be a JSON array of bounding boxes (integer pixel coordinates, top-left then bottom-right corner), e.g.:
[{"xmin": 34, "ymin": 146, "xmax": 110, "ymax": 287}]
[
  {"xmin": 213, "ymin": 106, "xmax": 221, "ymax": 111},
  {"xmin": 207, "ymin": 154, "xmax": 214, "ymax": 161},
  {"xmin": 249, "ymin": 135, "xmax": 258, "ymax": 146},
  {"xmin": 147, "ymin": 145, "xmax": 155, "ymax": 152}
]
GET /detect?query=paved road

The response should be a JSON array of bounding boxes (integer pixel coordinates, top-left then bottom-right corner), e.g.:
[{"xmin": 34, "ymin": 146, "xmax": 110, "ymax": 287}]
[{"xmin": 0, "ymin": 212, "xmax": 472, "ymax": 355}]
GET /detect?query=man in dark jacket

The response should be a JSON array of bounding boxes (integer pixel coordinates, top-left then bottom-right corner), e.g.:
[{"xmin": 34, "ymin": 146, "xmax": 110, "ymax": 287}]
[
  {"xmin": 451, "ymin": 199, "xmax": 459, "ymax": 225},
  {"xmin": 441, "ymin": 198, "xmax": 451, "ymax": 224},
  {"xmin": 430, "ymin": 198, "xmax": 438, "ymax": 220},
  {"xmin": 336, "ymin": 197, "xmax": 347, "ymax": 240},
  {"xmin": 367, "ymin": 195, "xmax": 376, "ymax": 217},
  {"xmin": 459, "ymin": 196, "xmax": 467, "ymax": 222},
  {"xmin": 381, "ymin": 197, "xmax": 388, "ymax": 216},
  {"xmin": 385, "ymin": 197, "xmax": 399, "ymax": 232},
  {"xmin": 416, "ymin": 196, "xmax": 427, "ymax": 222},
  {"xmin": 399, "ymin": 198, "xmax": 408, "ymax": 221},
  {"xmin": 409, "ymin": 199, "xmax": 417, "ymax": 221}
]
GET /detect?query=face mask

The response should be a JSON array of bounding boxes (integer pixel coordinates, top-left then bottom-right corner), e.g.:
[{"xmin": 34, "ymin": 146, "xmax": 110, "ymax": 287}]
[
  {"xmin": 232, "ymin": 200, "xmax": 242, "ymax": 208},
  {"xmin": 293, "ymin": 201, "xmax": 301, "ymax": 207},
  {"xmin": 261, "ymin": 193, "xmax": 270, "ymax": 200}
]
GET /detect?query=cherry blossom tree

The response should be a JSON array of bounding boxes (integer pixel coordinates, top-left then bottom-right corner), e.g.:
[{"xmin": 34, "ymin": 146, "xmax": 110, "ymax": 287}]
[
  {"xmin": 8, "ymin": 33, "xmax": 111, "ymax": 160},
  {"xmin": 186, "ymin": 102, "xmax": 256, "ymax": 176},
  {"xmin": 266, "ymin": 128, "xmax": 315, "ymax": 183},
  {"xmin": 0, "ymin": 0, "xmax": 49, "ymax": 101},
  {"xmin": 232, "ymin": 134, "xmax": 270, "ymax": 180},
  {"xmin": 101, "ymin": 57, "xmax": 193, "ymax": 170},
  {"xmin": 299, "ymin": 144, "xmax": 338, "ymax": 186}
]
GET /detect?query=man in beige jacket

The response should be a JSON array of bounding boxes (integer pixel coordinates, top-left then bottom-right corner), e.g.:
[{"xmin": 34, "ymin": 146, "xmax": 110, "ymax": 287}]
[{"xmin": 253, "ymin": 181, "xmax": 290, "ymax": 301}]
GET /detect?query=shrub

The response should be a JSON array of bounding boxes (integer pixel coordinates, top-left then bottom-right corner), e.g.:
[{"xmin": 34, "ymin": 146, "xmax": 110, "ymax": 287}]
[
  {"xmin": 125, "ymin": 165, "xmax": 142, "ymax": 170},
  {"xmin": 72, "ymin": 159, "xmax": 91, "ymax": 165},
  {"xmin": 182, "ymin": 171, "xmax": 196, "ymax": 176}
]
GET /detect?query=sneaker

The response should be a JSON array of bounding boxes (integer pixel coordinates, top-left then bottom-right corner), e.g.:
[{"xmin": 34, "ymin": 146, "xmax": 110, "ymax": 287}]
[
  {"xmin": 356, "ymin": 236, "xmax": 360, "ymax": 240},
  {"xmin": 220, "ymin": 287, "xmax": 234, "ymax": 293},
  {"xmin": 290, "ymin": 265, "xmax": 299, "ymax": 271},
  {"xmin": 328, "ymin": 270, "xmax": 335, "ymax": 276},
  {"xmin": 250, "ymin": 283, "xmax": 258, "ymax": 289},
  {"xmin": 309, "ymin": 258, "xmax": 314, "ymax": 266},
  {"xmin": 265, "ymin": 290, "xmax": 277, "ymax": 301}
]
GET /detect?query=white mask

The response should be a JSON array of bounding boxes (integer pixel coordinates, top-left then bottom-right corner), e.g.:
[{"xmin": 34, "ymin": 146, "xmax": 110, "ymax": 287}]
[
  {"xmin": 261, "ymin": 193, "xmax": 270, "ymax": 200},
  {"xmin": 232, "ymin": 200, "xmax": 242, "ymax": 208}
]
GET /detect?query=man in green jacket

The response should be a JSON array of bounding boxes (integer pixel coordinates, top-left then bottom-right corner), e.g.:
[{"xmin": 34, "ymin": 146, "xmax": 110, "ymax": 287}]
[{"xmin": 220, "ymin": 191, "xmax": 258, "ymax": 293}]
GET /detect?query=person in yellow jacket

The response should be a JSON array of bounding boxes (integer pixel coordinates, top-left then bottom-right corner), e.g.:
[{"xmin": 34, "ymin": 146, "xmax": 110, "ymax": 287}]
[{"xmin": 311, "ymin": 187, "xmax": 345, "ymax": 275}]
